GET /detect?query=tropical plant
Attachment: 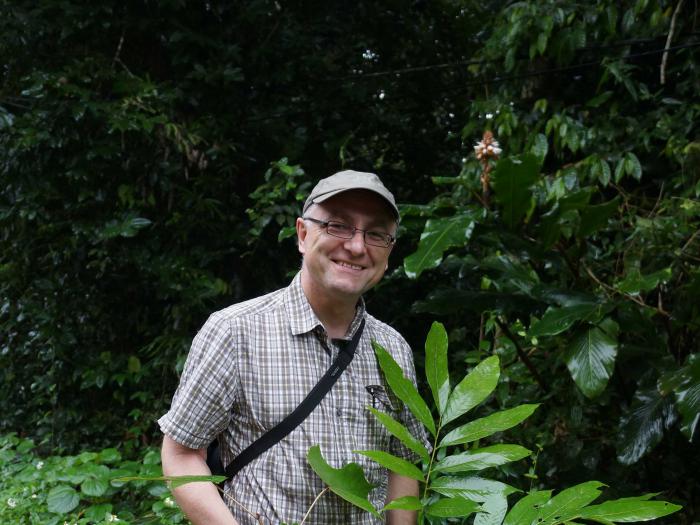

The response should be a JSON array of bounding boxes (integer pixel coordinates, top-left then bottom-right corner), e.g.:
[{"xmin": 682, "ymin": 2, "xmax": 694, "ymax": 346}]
[
  {"xmin": 0, "ymin": 433, "xmax": 185, "ymax": 525},
  {"xmin": 307, "ymin": 322, "xmax": 681, "ymax": 524}
]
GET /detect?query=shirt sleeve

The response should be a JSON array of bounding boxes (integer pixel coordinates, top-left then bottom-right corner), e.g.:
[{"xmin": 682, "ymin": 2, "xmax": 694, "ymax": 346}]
[{"xmin": 158, "ymin": 312, "xmax": 240, "ymax": 449}]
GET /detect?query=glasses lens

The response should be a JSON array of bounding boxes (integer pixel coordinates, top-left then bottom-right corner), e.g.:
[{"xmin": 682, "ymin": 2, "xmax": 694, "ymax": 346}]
[
  {"xmin": 326, "ymin": 221, "xmax": 353, "ymax": 239},
  {"xmin": 365, "ymin": 231, "xmax": 390, "ymax": 247}
]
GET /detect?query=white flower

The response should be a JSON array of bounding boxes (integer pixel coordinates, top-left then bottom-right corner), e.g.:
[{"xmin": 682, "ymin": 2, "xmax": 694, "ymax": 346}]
[
  {"xmin": 107, "ymin": 515, "xmax": 120, "ymax": 522},
  {"xmin": 31, "ymin": 494, "xmax": 37, "ymax": 499},
  {"xmin": 474, "ymin": 139, "xmax": 502, "ymax": 159},
  {"xmin": 164, "ymin": 496, "xmax": 175, "ymax": 508},
  {"xmin": 7, "ymin": 497, "xmax": 17, "ymax": 508},
  {"xmin": 35, "ymin": 461, "xmax": 44, "ymax": 470}
]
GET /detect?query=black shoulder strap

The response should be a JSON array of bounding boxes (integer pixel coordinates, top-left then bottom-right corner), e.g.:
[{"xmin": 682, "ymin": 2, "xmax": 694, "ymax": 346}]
[{"xmin": 224, "ymin": 318, "xmax": 366, "ymax": 479}]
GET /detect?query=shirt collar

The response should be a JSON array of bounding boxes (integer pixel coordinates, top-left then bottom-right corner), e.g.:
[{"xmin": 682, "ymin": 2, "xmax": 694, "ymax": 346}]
[{"xmin": 284, "ymin": 271, "xmax": 366, "ymax": 340}]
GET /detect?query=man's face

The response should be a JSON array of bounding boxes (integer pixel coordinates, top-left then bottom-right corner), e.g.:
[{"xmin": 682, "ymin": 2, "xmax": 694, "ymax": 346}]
[{"xmin": 296, "ymin": 189, "xmax": 396, "ymax": 304}]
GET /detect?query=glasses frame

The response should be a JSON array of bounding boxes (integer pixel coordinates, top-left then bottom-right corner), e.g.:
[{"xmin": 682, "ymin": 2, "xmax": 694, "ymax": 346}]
[{"xmin": 303, "ymin": 217, "xmax": 396, "ymax": 248}]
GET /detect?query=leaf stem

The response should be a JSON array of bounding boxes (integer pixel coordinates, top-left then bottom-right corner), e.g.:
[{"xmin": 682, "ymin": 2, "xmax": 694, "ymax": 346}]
[
  {"xmin": 220, "ymin": 486, "xmax": 269, "ymax": 524},
  {"xmin": 496, "ymin": 318, "xmax": 548, "ymax": 393},
  {"xmin": 300, "ymin": 486, "xmax": 330, "ymax": 525},
  {"xmin": 422, "ymin": 416, "xmax": 443, "ymax": 500}
]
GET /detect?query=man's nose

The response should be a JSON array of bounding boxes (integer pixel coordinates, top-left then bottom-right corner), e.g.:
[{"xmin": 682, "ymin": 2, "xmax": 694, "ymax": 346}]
[{"xmin": 344, "ymin": 231, "xmax": 367, "ymax": 254}]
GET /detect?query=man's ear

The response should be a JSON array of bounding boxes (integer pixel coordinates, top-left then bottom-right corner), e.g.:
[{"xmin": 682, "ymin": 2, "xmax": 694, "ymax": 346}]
[{"xmin": 296, "ymin": 217, "xmax": 307, "ymax": 255}]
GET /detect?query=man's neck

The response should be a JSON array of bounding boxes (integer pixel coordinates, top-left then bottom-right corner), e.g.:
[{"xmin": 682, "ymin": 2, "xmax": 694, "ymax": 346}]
[{"xmin": 300, "ymin": 274, "xmax": 359, "ymax": 339}]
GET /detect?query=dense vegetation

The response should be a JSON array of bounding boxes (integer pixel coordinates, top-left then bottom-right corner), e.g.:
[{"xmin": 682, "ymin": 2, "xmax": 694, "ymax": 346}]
[{"xmin": 1, "ymin": 0, "xmax": 698, "ymax": 522}]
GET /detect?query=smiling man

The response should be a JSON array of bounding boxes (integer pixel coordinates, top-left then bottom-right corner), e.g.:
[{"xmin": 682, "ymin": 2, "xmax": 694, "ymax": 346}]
[{"xmin": 159, "ymin": 170, "xmax": 427, "ymax": 524}]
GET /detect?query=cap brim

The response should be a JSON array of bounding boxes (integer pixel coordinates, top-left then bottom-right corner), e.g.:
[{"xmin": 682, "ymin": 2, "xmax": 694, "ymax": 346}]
[{"xmin": 309, "ymin": 187, "xmax": 399, "ymax": 220}]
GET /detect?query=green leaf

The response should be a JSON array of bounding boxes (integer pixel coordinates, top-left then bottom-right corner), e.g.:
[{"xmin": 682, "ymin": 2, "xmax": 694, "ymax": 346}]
[
  {"xmin": 534, "ymin": 481, "xmax": 606, "ymax": 524},
  {"xmin": 383, "ymin": 496, "xmax": 423, "ymax": 512},
  {"xmin": 531, "ymin": 133, "xmax": 548, "ymax": 162},
  {"xmin": 307, "ymin": 445, "xmax": 379, "ymax": 517},
  {"xmin": 586, "ymin": 91, "xmax": 613, "ymax": 108},
  {"xmin": 81, "ymin": 477, "xmax": 109, "ymax": 497},
  {"xmin": 47, "ymin": 485, "xmax": 80, "ymax": 514},
  {"xmin": 404, "ymin": 214, "xmax": 475, "ymax": 279},
  {"xmin": 614, "ymin": 158, "xmax": 626, "ymax": 183},
  {"xmin": 625, "ymin": 152, "xmax": 642, "ymax": 180},
  {"xmin": 491, "ymin": 153, "xmax": 541, "ymax": 229},
  {"xmin": 430, "ymin": 475, "xmax": 520, "ymax": 502},
  {"xmin": 503, "ymin": 490, "xmax": 553, "ymax": 525},
  {"xmin": 439, "ymin": 404, "xmax": 540, "ymax": 447},
  {"xmin": 579, "ymin": 496, "xmax": 682, "ymax": 522},
  {"xmin": 368, "ymin": 407, "xmax": 430, "ymax": 464},
  {"xmin": 563, "ymin": 325, "xmax": 618, "ymax": 399},
  {"xmin": 442, "ymin": 356, "xmax": 500, "ymax": 426},
  {"xmin": 372, "ymin": 341, "xmax": 436, "ymax": 436},
  {"xmin": 425, "ymin": 321, "xmax": 450, "ymax": 418},
  {"xmin": 113, "ymin": 474, "xmax": 227, "ymax": 488},
  {"xmin": 579, "ymin": 197, "xmax": 619, "ymax": 237},
  {"xmin": 529, "ymin": 303, "xmax": 610, "ymax": 337},
  {"xmin": 84, "ymin": 503, "xmax": 113, "ymax": 522},
  {"xmin": 659, "ymin": 353, "xmax": 700, "ymax": 440},
  {"xmin": 355, "ymin": 450, "xmax": 425, "ymax": 482},
  {"xmin": 433, "ymin": 444, "xmax": 531, "ymax": 474},
  {"xmin": 616, "ymin": 268, "xmax": 672, "ymax": 295},
  {"xmin": 425, "ymin": 497, "xmax": 481, "ymax": 518},
  {"xmin": 98, "ymin": 448, "xmax": 122, "ymax": 464},
  {"xmin": 474, "ymin": 494, "xmax": 509, "ymax": 525},
  {"xmin": 128, "ymin": 355, "xmax": 141, "ymax": 373},
  {"xmin": 617, "ymin": 385, "xmax": 677, "ymax": 464}
]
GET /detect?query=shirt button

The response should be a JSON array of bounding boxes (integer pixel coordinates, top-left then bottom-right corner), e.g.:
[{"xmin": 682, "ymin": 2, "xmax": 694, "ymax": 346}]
[{"xmin": 336, "ymin": 409, "xmax": 343, "ymax": 417}]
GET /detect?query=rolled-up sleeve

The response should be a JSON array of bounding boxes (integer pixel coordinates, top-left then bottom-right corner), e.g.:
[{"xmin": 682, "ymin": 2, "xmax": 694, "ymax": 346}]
[{"xmin": 158, "ymin": 312, "xmax": 240, "ymax": 449}]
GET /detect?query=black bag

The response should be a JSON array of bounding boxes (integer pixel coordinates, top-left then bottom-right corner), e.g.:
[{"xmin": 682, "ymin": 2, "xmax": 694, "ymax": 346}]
[{"xmin": 206, "ymin": 319, "xmax": 365, "ymax": 481}]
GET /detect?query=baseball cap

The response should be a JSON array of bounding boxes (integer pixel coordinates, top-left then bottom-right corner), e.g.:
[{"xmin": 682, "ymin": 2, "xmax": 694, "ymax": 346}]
[{"xmin": 302, "ymin": 170, "xmax": 399, "ymax": 220}]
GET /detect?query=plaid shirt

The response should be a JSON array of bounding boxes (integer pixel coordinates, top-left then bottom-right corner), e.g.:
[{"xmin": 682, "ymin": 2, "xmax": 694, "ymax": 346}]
[{"xmin": 158, "ymin": 272, "xmax": 428, "ymax": 524}]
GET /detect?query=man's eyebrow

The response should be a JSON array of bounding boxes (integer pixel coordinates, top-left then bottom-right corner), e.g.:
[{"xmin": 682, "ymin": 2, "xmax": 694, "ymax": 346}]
[{"xmin": 324, "ymin": 213, "xmax": 392, "ymax": 232}]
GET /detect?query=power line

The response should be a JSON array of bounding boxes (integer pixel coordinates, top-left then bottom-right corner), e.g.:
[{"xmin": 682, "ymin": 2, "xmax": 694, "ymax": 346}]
[
  {"xmin": 330, "ymin": 39, "xmax": 700, "ymax": 83},
  {"xmin": 244, "ymin": 41, "xmax": 700, "ymax": 123}
]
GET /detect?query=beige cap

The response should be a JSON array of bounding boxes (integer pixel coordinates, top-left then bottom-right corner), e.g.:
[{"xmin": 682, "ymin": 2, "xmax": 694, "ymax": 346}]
[{"xmin": 302, "ymin": 170, "xmax": 399, "ymax": 220}]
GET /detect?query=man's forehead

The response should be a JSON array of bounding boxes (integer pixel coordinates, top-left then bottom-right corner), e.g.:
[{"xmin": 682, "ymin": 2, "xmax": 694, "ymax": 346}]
[{"xmin": 314, "ymin": 190, "xmax": 396, "ymax": 223}]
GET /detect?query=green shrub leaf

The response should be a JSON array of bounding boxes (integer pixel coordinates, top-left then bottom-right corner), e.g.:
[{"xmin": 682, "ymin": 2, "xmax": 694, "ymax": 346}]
[
  {"xmin": 372, "ymin": 340, "xmax": 436, "ymax": 436},
  {"xmin": 81, "ymin": 477, "xmax": 109, "ymax": 497},
  {"xmin": 616, "ymin": 385, "xmax": 676, "ymax": 465},
  {"xmin": 491, "ymin": 153, "xmax": 541, "ymax": 229},
  {"xmin": 579, "ymin": 496, "xmax": 682, "ymax": 522},
  {"xmin": 404, "ymin": 214, "xmax": 476, "ymax": 279},
  {"xmin": 355, "ymin": 450, "xmax": 425, "ymax": 482},
  {"xmin": 503, "ymin": 490, "xmax": 553, "ymax": 525},
  {"xmin": 307, "ymin": 445, "xmax": 379, "ymax": 517},
  {"xmin": 367, "ymin": 407, "xmax": 430, "ymax": 464},
  {"xmin": 425, "ymin": 321, "xmax": 450, "ymax": 418},
  {"xmin": 84, "ymin": 503, "xmax": 113, "ymax": 522},
  {"xmin": 47, "ymin": 485, "xmax": 80, "ymax": 514},
  {"xmin": 382, "ymin": 496, "xmax": 423, "ymax": 511},
  {"xmin": 433, "ymin": 444, "xmax": 531, "ymax": 474},
  {"xmin": 442, "ymin": 356, "xmax": 500, "ymax": 426},
  {"xmin": 425, "ymin": 496, "xmax": 481, "ymax": 518},
  {"xmin": 658, "ymin": 353, "xmax": 700, "ymax": 440},
  {"xmin": 534, "ymin": 481, "xmax": 606, "ymax": 524},
  {"xmin": 430, "ymin": 475, "xmax": 520, "ymax": 501},
  {"xmin": 439, "ymin": 404, "xmax": 540, "ymax": 448},
  {"xmin": 529, "ymin": 303, "xmax": 610, "ymax": 337},
  {"xmin": 564, "ymin": 326, "xmax": 618, "ymax": 399}
]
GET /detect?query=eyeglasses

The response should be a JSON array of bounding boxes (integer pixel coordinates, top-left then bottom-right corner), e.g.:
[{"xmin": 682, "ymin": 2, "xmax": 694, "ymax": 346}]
[{"xmin": 303, "ymin": 217, "xmax": 395, "ymax": 248}]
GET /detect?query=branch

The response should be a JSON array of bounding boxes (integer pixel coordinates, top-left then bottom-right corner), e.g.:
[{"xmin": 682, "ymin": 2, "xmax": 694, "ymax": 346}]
[
  {"xmin": 221, "ymin": 487, "xmax": 270, "ymax": 524},
  {"xmin": 495, "ymin": 318, "xmax": 548, "ymax": 393},
  {"xmin": 661, "ymin": 0, "xmax": 686, "ymax": 85},
  {"xmin": 581, "ymin": 262, "xmax": 671, "ymax": 318}
]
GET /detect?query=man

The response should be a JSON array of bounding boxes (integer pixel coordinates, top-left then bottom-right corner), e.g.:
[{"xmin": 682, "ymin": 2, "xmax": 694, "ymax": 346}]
[{"xmin": 159, "ymin": 170, "xmax": 427, "ymax": 524}]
